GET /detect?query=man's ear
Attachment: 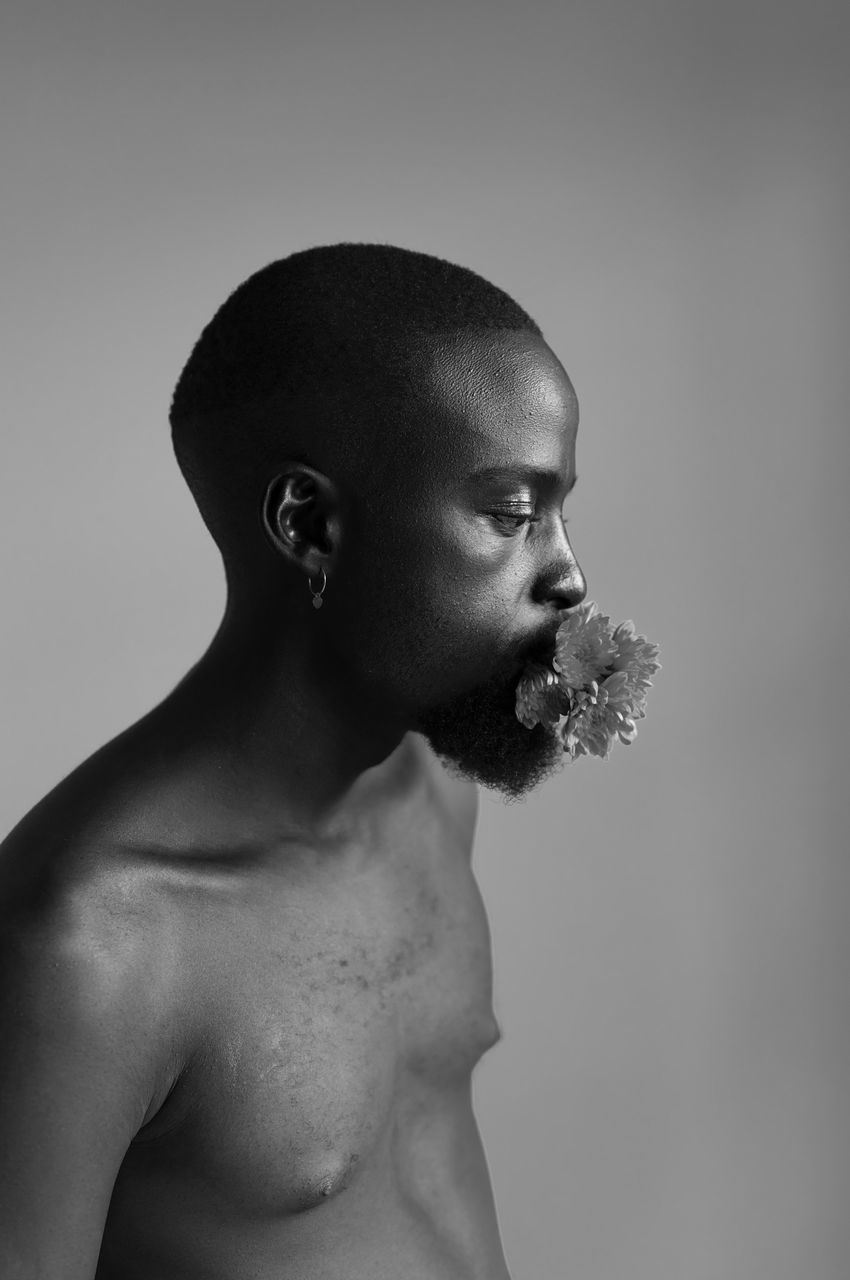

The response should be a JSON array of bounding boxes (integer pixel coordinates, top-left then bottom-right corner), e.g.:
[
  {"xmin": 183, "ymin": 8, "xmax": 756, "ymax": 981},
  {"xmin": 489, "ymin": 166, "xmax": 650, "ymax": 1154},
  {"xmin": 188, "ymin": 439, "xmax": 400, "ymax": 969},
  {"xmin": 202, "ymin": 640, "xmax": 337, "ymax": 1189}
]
[{"xmin": 260, "ymin": 463, "xmax": 341, "ymax": 577}]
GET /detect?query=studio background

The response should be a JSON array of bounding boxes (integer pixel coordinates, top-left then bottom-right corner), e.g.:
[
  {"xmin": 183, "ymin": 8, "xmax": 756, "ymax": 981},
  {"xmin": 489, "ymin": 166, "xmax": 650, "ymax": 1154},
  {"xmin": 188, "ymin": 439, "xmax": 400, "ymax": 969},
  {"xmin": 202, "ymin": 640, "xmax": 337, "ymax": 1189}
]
[{"xmin": 2, "ymin": 2, "xmax": 847, "ymax": 1276}]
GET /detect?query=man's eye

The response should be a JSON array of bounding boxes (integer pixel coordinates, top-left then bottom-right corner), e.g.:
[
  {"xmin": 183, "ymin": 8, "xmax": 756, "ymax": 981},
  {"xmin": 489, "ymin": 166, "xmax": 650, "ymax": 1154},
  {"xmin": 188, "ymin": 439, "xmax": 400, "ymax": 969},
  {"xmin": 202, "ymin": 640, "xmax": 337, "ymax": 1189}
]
[{"xmin": 489, "ymin": 510, "xmax": 536, "ymax": 530}]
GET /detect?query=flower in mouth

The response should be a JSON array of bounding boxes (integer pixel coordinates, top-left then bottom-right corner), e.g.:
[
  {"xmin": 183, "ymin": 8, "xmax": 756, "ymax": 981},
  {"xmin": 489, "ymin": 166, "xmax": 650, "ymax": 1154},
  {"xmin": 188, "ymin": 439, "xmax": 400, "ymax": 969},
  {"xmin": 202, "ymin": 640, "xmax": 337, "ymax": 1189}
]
[
  {"xmin": 554, "ymin": 602, "xmax": 618, "ymax": 688},
  {"xmin": 515, "ymin": 602, "xmax": 661, "ymax": 761}
]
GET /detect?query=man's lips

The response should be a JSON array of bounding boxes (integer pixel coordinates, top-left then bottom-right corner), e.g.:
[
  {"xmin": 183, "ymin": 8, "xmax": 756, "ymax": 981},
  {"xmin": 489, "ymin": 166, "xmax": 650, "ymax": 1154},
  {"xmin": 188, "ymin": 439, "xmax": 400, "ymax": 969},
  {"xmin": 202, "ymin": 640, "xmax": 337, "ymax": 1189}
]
[
  {"xmin": 503, "ymin": 628, "xmax": 561, "ymax": 684},
  {"xmin": 518, "ymin": 637, "xmax": 559, "ymax": 672},
  {"xmin": 512, "ymin": 654, "xmax": 556, "ymax": 689}
]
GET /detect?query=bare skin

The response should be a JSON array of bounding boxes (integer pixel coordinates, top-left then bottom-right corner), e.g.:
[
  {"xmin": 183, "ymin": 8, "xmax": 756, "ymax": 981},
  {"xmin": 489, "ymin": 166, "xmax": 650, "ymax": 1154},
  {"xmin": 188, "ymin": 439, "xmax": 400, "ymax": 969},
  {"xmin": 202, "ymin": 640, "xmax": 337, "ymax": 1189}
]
[
  {"xmin": 1, "ymin": 724, "xmax": 509, "ymax": 1280},
  {"xmin": 0, "ymin": 330, "xmax": 585, "ymax": 1277}
]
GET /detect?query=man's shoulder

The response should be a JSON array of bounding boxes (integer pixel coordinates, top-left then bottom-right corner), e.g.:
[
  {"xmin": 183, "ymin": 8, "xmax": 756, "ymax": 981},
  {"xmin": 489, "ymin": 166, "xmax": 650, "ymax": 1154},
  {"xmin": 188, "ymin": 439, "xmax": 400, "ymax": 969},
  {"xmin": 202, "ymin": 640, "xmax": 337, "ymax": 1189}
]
[
  {"xmin": 0, "ymin": 791, "xmax": 190, "ymax": 1060},
  {"xmin": 0, "ymin": 806, "xmax": 202, "ymax": 1155}
]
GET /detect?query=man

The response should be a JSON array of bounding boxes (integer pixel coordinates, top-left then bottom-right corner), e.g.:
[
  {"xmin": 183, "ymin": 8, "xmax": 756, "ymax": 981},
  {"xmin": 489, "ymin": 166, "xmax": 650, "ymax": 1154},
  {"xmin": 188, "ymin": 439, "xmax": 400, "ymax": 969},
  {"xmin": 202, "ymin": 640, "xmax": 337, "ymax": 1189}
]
[{"xmin": 0, "ymin": 243, "xmax": 586, "ymax": 1278}]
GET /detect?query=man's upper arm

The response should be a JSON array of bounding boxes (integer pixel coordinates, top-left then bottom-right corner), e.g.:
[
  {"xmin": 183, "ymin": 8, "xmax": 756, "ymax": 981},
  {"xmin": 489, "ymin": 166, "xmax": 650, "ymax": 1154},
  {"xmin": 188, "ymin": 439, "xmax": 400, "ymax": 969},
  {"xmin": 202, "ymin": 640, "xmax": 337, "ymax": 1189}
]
[{"xmin": 0, "ymin": 886, "xmax": 179, "ymax": 1279}]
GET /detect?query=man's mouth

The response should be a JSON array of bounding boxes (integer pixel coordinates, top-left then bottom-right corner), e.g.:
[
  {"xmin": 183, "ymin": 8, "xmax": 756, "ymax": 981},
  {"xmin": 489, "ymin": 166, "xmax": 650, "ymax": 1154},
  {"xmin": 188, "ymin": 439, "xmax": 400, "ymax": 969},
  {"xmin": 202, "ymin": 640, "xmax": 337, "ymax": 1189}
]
[{"xmin": 518, "ymin": 642, "xmax": 557, "ymax": 673}]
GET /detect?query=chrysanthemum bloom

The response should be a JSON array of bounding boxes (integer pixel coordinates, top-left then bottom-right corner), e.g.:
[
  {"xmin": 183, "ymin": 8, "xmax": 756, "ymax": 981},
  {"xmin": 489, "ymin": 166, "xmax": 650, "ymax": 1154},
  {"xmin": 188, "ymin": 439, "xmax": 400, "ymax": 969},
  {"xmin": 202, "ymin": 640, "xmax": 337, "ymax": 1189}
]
[
  {"xmin": 516, "ymin": 602, "xmax": 661, "ymax": 761},
  {"xmin": 553, "ymin": 602, "xmax": 618, "ymax": 688}
]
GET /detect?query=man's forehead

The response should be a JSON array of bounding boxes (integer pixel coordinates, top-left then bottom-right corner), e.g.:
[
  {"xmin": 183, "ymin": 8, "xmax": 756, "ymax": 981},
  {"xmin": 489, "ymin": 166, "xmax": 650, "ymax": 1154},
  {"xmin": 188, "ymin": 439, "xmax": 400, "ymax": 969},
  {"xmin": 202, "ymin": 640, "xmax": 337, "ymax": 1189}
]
[
  {"xmin": 415, "ymin": 331, "xmax": 578, "ymax": 465},
  {"xmin": 419, "ymin": 330, "xmax": 574, "ymax": 403}
]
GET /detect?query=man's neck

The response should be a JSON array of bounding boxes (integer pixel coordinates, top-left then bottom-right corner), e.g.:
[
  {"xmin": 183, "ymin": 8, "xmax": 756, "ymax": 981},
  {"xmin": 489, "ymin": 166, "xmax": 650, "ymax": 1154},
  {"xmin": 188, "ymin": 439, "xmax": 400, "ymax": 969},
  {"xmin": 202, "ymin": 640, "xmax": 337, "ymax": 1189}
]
[{"xmin": 114, "ymin": 604, "xmax": 415, "ymax": 844}]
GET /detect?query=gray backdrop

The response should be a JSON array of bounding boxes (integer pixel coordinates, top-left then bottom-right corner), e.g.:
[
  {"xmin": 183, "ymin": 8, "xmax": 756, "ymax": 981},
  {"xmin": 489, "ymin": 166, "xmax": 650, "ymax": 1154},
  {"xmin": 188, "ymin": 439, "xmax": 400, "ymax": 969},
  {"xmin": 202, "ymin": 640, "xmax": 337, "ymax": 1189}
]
[{"xmin": 2, "ymin": 2, "xmax": 848, "ymax": 1276}]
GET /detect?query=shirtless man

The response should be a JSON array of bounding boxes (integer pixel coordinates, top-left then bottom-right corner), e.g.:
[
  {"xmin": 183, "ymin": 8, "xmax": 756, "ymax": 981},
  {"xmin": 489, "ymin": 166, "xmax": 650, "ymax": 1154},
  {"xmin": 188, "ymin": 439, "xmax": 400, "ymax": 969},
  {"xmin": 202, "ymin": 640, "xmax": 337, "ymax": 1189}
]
[{"xmin": 0, "ymin": 243, "xmax": 586, "ymax": 1279}]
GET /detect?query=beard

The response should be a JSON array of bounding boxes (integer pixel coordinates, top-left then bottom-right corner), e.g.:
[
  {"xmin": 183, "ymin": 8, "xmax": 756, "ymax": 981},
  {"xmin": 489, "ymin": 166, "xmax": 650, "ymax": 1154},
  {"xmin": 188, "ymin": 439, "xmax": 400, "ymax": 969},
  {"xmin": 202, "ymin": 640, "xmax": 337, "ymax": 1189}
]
[{"xmin": 413, "ymin": 654, "xmax": 565, "ymax": 801}]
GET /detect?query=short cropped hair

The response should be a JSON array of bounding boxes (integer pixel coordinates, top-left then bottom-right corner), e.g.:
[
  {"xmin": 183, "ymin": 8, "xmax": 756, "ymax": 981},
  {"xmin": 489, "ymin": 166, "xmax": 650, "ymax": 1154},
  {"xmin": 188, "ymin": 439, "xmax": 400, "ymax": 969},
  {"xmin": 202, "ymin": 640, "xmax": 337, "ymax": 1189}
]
[{"xmin": 170, "ymin": 242, "xmax": 543, "ymax": 563}]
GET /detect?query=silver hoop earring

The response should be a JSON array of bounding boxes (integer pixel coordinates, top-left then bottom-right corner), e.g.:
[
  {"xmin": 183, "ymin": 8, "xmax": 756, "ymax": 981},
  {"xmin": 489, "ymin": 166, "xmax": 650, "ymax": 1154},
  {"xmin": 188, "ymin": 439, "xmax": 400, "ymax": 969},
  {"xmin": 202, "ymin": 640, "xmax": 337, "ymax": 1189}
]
[{"xmin": 308, "ymin": 567, "xmax": 327, "ymax": 609}]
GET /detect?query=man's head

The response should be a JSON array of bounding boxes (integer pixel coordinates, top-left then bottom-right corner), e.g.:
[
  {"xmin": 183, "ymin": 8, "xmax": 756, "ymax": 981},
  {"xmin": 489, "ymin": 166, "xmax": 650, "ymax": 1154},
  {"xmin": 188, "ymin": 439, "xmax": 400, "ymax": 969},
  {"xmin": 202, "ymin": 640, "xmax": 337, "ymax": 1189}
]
[{"xmin": 170, "ymin": 243, "xmax": 586, "ymax": 799}]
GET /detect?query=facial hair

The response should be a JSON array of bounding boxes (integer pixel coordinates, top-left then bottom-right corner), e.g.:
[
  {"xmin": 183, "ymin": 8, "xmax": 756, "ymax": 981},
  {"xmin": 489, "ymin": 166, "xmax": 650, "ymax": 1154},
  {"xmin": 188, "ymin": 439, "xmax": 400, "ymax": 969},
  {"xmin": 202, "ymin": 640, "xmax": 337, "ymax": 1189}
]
[{"xmin": 413, "ymin": 655, "xmax": 564, "ymax": 801}]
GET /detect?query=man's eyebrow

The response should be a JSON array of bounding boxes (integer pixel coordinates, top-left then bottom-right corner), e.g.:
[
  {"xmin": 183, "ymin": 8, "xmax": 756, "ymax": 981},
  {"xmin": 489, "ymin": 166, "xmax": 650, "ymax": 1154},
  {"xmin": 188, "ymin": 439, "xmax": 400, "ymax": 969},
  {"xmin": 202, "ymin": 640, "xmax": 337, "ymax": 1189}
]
[{"xmin": 467, "ymin": 465, "xmax": 578, "ymax": 493}]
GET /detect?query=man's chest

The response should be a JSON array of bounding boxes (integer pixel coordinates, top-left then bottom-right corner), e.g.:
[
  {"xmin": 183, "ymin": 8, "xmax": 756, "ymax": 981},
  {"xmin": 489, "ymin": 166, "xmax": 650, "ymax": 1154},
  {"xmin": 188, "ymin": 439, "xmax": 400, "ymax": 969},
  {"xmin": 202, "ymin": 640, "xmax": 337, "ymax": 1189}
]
[{"xmin": 139, "ymin": 805, "xmax": 500, "ymax": 1215}]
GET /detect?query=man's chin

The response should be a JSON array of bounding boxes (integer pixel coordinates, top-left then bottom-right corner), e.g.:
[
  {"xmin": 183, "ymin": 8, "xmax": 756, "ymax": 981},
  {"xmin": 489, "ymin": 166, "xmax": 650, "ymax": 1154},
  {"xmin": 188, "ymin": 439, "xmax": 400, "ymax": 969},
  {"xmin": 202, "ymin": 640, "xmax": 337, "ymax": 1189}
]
[{"xmin": 412, "ymin": 674, "xmax": 565, "ymax": 802}]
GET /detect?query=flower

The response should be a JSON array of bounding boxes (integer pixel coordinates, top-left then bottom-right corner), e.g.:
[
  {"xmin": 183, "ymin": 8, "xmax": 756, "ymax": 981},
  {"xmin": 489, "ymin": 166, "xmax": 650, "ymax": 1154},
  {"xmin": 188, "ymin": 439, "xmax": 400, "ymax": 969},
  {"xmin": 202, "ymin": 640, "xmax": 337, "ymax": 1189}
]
[
  {"xmin": 515, "ymin": 602, "xmax": 661, "ymax": 761},
  {"xmin": 553, "ymin": 602, "xmax": 618, "ymax": 688},
  {"xmin": 515, "ymin": 662, "xmax": 565, "ymax": 731}
]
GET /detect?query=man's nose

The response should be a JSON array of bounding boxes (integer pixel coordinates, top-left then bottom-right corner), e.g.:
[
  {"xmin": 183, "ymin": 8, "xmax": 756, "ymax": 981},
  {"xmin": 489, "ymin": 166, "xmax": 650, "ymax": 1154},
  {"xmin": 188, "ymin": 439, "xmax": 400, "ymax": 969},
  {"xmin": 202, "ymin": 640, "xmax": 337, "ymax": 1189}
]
[
  {"xmin": 548, "ymin": 558, "xmax": 587, "ymax": 610},
  {"xmin": 537, "ymin": 529, "xmax": 587, "ymax": 611}
]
